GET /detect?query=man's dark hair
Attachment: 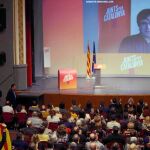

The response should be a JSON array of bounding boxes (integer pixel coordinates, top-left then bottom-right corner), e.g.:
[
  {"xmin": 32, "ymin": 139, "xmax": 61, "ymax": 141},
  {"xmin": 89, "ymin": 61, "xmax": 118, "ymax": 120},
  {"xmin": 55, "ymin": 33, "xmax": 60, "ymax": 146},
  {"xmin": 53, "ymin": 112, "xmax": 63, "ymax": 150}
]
[
  {"xmin": 11, "ymin": 83, "xmax": 16, "ymax": 88},
  {"xmin": 137, "ymin": 9, "xmax": 150, "ymax": 26}
]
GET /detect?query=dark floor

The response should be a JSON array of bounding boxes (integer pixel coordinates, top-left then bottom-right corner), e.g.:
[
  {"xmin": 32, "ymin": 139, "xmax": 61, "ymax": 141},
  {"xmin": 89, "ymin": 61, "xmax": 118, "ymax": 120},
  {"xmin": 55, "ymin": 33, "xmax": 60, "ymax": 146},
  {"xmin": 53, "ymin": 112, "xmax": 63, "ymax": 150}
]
[{"xmin": 23, "ymin": 77, "xmax": 150, "ymax": 95}]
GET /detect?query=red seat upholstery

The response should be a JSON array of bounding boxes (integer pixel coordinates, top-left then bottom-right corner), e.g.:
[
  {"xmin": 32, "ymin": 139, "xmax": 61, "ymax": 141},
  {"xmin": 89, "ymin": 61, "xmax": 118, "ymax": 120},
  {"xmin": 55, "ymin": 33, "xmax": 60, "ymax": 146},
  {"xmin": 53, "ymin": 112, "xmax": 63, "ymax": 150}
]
[
  {"xmin": 48, "ymin": 122, "xmax": 58, "ymax": 131},
  {"xmin": 2, "ymin": 112, "xmax": 14, "ymax": 123},
  {"xmin": 16, "ymin": 112, "xmax": 27, "ymax": 125},
  {"xmin": 2, "ymin": 112, "xmax": 14, "ymax": 129}
]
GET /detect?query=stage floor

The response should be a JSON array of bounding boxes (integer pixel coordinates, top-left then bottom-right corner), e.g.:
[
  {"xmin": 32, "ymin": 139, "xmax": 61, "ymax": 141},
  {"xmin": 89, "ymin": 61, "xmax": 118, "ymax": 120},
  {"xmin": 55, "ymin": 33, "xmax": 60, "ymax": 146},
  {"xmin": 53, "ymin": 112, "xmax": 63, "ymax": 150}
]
[{"xmin": 24, "ymin": 77, "xmax": 150, "ymax": 95}]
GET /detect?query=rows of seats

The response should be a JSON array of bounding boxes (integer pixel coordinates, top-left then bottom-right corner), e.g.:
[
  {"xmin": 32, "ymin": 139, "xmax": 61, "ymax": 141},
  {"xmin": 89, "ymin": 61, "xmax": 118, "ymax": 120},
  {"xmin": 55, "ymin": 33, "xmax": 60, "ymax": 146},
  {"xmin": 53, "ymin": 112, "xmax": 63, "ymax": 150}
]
[{"xmin": 1, "ymin": 97, "xmax": 150, "ymax": 149}]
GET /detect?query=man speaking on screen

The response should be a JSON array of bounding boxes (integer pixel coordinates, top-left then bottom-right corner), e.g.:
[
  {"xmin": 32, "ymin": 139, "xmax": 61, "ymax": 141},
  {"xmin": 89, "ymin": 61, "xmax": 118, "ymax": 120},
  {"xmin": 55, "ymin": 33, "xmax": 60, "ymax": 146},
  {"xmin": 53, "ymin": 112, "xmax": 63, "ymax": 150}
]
[{"xmin": 119, "ymin": 9, "xmax": 150, "ymax": 53}]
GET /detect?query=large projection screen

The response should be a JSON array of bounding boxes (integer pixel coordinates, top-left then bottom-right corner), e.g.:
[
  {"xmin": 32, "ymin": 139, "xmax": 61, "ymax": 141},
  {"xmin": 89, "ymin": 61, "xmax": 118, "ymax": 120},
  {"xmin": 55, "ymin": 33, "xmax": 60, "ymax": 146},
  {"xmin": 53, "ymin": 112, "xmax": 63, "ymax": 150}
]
[{"xmin": 42, "ymin": 0, "xmax": 150, "ymax": 77}]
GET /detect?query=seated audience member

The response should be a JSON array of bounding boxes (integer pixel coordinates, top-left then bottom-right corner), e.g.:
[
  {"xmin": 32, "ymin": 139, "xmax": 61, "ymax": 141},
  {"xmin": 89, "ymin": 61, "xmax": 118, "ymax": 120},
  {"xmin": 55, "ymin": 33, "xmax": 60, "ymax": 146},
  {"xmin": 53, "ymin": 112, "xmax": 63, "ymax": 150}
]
[
  {"xmin": 106, "ymin": 114, "xmax": 121, "ymax": 130},
  {"xmin": 119, "ymin": 112, "xmax": 128, "ymax": 131},
  {"xmin": 68, "ymin": 142, "xmax": 77, "ymax": 150},
  {"xmin": 85, "ymin": 133, "xmax": 105, "ymax": 150},
  {"xmin": 111, "ymin": 142, "xmax": 122, "ymax": 150},
  {"xmin": 27, "ymin": 111, "xmax": 43, "ymax": 130},
  {"xmin": 123, "ymin": 122, "xmax": 137, "ymax": 137},
  {"xmin": 124, "ymin": 97, "xmax": 136, "ymax": 115},
  {"xmin": 55, "ymin": 124, "xmax": 69, "ymax": 144},
  {"xmin": 28, "ymin": 100, "xmax": 40, "ymax": 114},
  {"xmin": 127, "ymin": 143, "xmax": 140, "ymax": 150},
  {"xmin": 20, "ymin": 120, "xmax": 37, "ymax": 135},
  {"xmin": 2, "ymin": 100, "xmax": 14, "ymax": 114},
  {"xmin": 41, "ymin": 104, "xmax": 49, "ymax": 119},
  {"xmin": 31, "ymin": 125, "xmax": 50, "ymax": 149},
  {"xmin": 139, "ymin": 102, "xmax": 150, "ymax": 120},
  {"xmin": 21, "ymin": 105, "xmax": 27, "ymax": 113},
  {"xmin": 12, "ymin": 132, "xmax": 28, "ymax": 150},
  {"xmin": 144, "ymin": 136, "xmax": 150, "ymax": 150},
  {"xmin": 103, "ymin": 126, "xmax": 125, "ymax": 147},
  {"xmin": 59, "ymin": 101, "xmax": 68, "ymax": 114},
  {"xmin": 53, "ymin": 107, "xmax": 62, "ymax": 119},
  {"xmin": 136, "ymin": 99, "xmax": 145, "ymax": 117},
  {"xmin": 142, "ymin": 116, "xmax": 150, "ymax": 136},
  {"xmin": 70, "ymin": 99, "xmax": 81, "ymax": 113},
  {"xmin": 84, "ymin": 100, "xmax": 93, "ymax": 114},
  {"xmin": 47, "ymin": 109, "xmax": 60, "ymax": 123}
]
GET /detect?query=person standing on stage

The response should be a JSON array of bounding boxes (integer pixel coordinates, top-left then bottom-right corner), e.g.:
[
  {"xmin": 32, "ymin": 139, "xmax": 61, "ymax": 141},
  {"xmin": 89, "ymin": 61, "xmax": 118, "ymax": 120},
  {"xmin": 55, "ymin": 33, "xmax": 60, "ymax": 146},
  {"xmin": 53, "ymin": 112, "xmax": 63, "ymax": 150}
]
[{"xmin": 6, "ymin": 83, "xmax": 17, "ymax": 109}]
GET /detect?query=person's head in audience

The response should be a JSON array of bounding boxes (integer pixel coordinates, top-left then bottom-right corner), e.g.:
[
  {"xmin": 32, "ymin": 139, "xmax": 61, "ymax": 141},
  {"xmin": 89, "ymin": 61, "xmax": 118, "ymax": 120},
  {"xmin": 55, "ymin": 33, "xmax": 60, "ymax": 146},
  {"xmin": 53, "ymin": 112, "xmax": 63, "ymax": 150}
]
[
  {"xmin": 144, "ymin": 136, "xmax": 150, "ymax": 149},
  {"xmin": 127, "ymin": 122, "xmax": 135, "ymax": 130},
  {"xmin": 73, "ymin": 126, "xmax": 79, "ymax": 134},
  {"xmin": 111, "ymin": 114, "xmax": 117, "ymax": 121},
  {"xmin": 49, "ymin": 109, "xmax": 56, "ymax": 117},
  {"xmin": 128, "ymin": 143, "xmax": 138, "ymax": 150},
  {"xmin": 57, "ymin": 124, "xmax": 66, "ymax": 136},
  {"xmin": 5, "ymin": 100, "xmax": 11, "ymax": 106},
  {"xmin": 32, "ymin": 111, "xmax": 38, "ymax": 117},
  {"xmin": 128, "ymin": 97, "xmax": 134, "ymax": 106},
  {"xmin": 26, "ymin": 120, "xmax": 32, "ymax": 127},
  {"xmin": 41, "ymin": 104, "xmax": 46, "ymax": 111},
  {"xmin": 16, "ymin": 104, "xmax": 22, "ymax": 112},
  {"xmin": 47, "ymin": 104, "xmax": 53, "ymax": 111},
  {"xmin": 110, "ymin": 107, "xmax": 116, "ymax": 114},
  {"xmin": 32, "ymin": 100, "xmax": 38, "ymax": 106},
  {"xmin": 59, "ymin": 101, "xmax": 65, "ymax": 109},
  {"xmin": 72, "ymin": 134, "xmax": 80, "ymax": 143},
  {"xmin": 69, "ymin": 142, "xmax": 77, "ymax": 150},
  {"xmin": 111, "ymin": 142, "xmax": 120, "ymax": 150},
  {"xmin": 112, "ymin": 126, "xmax": 119, "ymax": 134},
  {"xmin": 123, "ymin": 111, "xmax": 129, "ymax": 119},
  {"xmin": 130, "ymin": 137, "xmax": 138, "ymax": 144},
  {"xmin": 111, "ymin": 97, "xmax": 117, "ymax": 104},
  {"xmin": 138, "ymin": 99, "xmax": 144, "ymax": 105},
  {"xmin": 89, "ymin": 133, "xmax": 96, "ymax": 142}
]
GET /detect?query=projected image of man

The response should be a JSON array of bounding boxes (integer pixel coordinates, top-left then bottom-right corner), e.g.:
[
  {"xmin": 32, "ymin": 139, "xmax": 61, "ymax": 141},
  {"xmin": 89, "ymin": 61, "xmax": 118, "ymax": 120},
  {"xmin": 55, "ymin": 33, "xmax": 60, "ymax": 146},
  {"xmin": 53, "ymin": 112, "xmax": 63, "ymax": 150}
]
[{"xmin": 119, "ymin": 9, "xmax": 150, "ymax": 53}]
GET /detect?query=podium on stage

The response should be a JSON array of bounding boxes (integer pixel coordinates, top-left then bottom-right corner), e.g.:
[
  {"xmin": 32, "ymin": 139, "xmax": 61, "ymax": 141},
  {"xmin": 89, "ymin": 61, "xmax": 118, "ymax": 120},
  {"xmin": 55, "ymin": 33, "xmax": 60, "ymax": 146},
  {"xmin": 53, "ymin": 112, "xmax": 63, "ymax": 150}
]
[
  {"xmin": 58, "ymin": 69, "xmax": 77, "ymax": 89},
  {"xmin": 94, "ymin": 64, "xmax": 101, "ymax": 88}
]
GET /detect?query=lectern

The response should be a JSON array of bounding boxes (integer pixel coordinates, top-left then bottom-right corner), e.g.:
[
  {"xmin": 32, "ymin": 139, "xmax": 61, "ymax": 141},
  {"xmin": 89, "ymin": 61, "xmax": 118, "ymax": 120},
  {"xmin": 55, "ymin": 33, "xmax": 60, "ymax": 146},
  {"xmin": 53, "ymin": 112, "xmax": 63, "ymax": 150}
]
[{"xmin": 94, "ymin": 64, "xmax": 101, "ymax": 88}]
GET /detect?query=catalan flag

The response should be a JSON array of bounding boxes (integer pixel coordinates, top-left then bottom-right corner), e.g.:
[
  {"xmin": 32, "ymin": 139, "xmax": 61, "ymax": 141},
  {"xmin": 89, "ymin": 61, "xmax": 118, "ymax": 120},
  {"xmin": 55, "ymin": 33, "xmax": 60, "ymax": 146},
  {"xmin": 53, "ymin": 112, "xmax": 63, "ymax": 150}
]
[
  {"xmin": 86, "ymin": 43, "xmax": 91, "ymax": 78},
  {"xmin": 92, "ymin": 41, "xmax": 96, "ymax": 74}
]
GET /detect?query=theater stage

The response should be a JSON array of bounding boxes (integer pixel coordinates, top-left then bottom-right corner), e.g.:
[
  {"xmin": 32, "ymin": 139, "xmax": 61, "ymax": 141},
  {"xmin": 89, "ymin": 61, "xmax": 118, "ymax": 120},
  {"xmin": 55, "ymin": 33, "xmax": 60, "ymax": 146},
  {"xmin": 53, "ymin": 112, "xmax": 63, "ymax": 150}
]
[{"xmin": 17, "ymin": 77, "xmax": 150, "ymax": 108}]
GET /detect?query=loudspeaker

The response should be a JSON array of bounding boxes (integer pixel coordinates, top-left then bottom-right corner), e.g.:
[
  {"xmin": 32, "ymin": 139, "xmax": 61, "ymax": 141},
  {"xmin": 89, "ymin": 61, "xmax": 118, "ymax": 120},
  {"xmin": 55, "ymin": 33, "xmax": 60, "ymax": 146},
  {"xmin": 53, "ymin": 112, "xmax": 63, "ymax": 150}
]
[{"xmin": 0, "ymin": 8, "xmax": 6, "ymax": 32}]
